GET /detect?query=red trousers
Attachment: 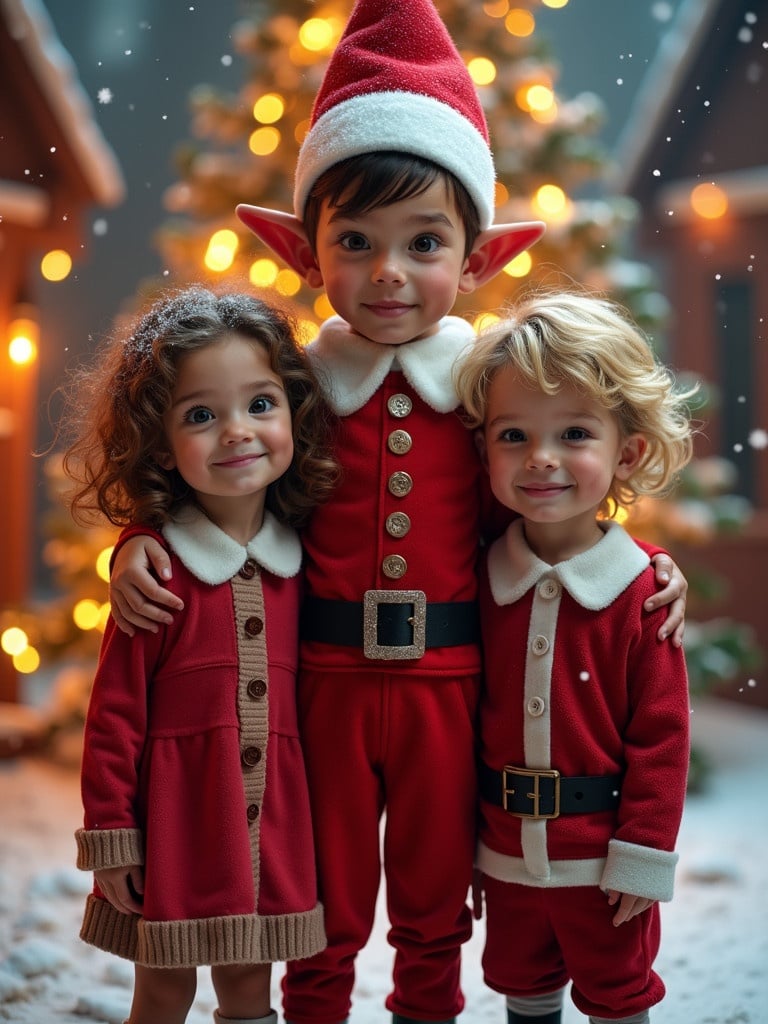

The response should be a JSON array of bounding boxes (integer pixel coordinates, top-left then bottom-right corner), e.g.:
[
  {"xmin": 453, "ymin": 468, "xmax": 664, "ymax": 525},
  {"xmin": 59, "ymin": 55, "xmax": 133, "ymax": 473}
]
[
  {"xmin": 480, "ymin": 873, "xmax": 665, "ymax": 1019},
  {"xmin": 282, "ymin": 669, "xmax": 481, "ymax": 1024}
]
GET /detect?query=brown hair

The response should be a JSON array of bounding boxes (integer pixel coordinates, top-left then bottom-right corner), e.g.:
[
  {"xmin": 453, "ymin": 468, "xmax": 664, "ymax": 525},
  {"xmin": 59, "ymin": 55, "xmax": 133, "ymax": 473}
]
[
  {"xmin": 302, "ymin": 151, "xmax": 481, "ymax": 258},
  {"xmin": 62, "ymin": 285, "xmax": 339, "ymax": 530}
]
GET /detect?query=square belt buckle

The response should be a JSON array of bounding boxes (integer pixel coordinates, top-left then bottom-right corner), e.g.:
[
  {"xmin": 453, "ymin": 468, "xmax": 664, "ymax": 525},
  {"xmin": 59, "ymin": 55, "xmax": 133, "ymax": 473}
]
[
  {"xmin": 363, "ymin": 589, "xmax": 427, "ymax": 660},
  {"xmin": 502, "ymin": 766, "xmax": 561, "ymax": 819}
]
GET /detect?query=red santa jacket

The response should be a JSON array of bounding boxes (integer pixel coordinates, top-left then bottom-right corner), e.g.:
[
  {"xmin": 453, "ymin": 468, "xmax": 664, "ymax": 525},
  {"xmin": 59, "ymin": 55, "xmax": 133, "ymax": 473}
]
[
  {"xmin": 477, "ymin": 520, "xmax": 690, "ymax": 902},
  {"xmin": 77, "ymin": 509, "xmax": 325, "ymax": 968}
]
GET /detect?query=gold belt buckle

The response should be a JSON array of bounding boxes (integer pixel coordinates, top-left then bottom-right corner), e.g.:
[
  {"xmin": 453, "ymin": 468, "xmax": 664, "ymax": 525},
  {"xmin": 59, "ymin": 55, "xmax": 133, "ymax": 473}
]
[
  {"xmin": 362, "ymin": 589, "xmax": 427, "ymax": 660},
  {"xmin": 502, "ymin": 766, "xmax": 561, "ymax": 819}
]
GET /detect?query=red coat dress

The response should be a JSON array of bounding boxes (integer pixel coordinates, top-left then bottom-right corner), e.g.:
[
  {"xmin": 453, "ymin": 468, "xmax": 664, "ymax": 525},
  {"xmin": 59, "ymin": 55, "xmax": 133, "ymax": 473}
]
[{"xmin": 76, "ymin": 509, "xmax": 325, "ymax": 968}]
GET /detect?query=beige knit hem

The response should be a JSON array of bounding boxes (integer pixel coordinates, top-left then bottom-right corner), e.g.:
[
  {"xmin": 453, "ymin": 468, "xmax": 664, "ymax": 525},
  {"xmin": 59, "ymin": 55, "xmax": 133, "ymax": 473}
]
[{"xmin": 79, "ymin": 893, "xmax": 326, "ymax": 967}]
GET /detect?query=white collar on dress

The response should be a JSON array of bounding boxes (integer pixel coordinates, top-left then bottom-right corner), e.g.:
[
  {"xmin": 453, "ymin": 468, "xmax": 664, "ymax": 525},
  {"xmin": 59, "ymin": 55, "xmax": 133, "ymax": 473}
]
[
  {"xmin": 162, "ymin": 507, "xmax": 302, "ymax": 585},
  {"xmin": 306, "ymin": 315, "xmax": 475, "ymax": 416},
  {"xmin": 487, "ymin": 518, "xmax": 650, "ymax": 610}
]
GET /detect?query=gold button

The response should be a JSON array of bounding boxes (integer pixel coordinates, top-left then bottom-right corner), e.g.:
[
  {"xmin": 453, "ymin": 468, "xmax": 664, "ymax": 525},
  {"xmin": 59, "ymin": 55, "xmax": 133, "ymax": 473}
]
[
  {"xmin": 385, "ymin": 512, "xmax": 411, "ymax": 538},
  {"xmin": 388, "ymin": 471, "xmax": 413, "ymax": 497},
  {"xmin": 382, "ymin": 554, "xmax": 408, "ymax": 579},
  {"xmin": 387, "ymin": 429, "xmax": 412, "ymax": 455},
  {"xmin": 244, "ymin": 616, "xmax": 264, "ymax": 637},
  {"xmin": 388, "ymin": 393, "xmax": 413, "ymax": 418}
]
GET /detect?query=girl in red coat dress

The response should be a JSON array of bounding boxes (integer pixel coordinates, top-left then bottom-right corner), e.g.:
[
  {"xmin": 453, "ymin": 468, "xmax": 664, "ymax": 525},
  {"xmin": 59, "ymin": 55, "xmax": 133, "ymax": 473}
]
[
  {"xmin": 455, "ymin": 291, "xmax": 697, "ymax": 1024},
  {"xmin": 103, "ymin": 4, "xmax": 690, "ymax": 1024},
  {"xmin": 62, "ymin": 287, "xmax": 337, "ymax": 1024}
]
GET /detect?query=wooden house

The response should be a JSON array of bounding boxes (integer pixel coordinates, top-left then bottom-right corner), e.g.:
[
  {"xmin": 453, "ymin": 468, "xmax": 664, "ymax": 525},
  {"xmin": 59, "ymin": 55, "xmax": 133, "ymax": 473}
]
[
  {"xmin": 609, "ymin": 0, "xmax": 768, "ymax": 703},
  {"xmin": 0, "ymin": 0, "xmax": 124, "ymax": 704}
]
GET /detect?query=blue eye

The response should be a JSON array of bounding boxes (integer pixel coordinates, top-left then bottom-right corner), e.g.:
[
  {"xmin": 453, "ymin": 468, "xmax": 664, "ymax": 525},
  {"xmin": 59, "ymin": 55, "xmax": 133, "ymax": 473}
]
[{"xmin": 564, "ymin": 427, "xmax": 589, "ymax": 441}]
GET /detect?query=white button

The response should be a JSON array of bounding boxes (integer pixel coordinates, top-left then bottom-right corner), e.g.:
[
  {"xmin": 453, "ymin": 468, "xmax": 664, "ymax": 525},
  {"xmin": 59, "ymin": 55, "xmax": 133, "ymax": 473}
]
[
  {"xmin": 531, "ymin": 635, "xmax": 550, "ymax": 656},
  {"xmin": 539, "ymin": 579, "xmax": 560, "ymax": 599},
  {"xmin": 527, "ymin": 696, "xmax": 546, "ymax": 716}
]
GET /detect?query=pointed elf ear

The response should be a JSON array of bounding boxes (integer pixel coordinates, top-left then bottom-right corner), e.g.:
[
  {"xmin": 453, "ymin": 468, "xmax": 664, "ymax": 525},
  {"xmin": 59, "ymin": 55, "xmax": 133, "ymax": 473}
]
[
  {"xmin": 459, "ymin": 221, "xmax": 546, "ymax": 293},
  {"xmin": 236, "ymin": 204, "xmax": 324, "ymax": 288}
]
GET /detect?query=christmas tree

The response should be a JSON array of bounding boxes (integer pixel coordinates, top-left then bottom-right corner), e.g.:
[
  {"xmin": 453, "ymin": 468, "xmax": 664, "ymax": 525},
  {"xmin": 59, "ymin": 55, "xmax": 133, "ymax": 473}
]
[
  {"xmin": 1, "ymin": 1, "xmax": 760, "ymax": 777},
  {"xmin": 153, "ymin": 0, "xmax": 667, "ymax": 334}
]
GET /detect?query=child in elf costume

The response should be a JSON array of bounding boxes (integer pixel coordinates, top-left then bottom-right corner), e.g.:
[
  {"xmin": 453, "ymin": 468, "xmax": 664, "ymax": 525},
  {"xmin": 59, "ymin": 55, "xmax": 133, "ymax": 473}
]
[{"xmin": 109, "ymin": 3, "xmax": 688, "ymax": 1023}]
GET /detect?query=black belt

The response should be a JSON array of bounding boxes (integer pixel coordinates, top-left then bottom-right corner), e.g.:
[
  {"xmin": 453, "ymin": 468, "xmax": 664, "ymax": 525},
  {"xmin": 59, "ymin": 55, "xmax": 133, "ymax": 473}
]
[
  {"xmin": 479, "ymin": 760, "xmax": 622, "ymax": 819},
  {"xmin": 301, "ymin": 591, "xmax": 479, "ymax": 661}
]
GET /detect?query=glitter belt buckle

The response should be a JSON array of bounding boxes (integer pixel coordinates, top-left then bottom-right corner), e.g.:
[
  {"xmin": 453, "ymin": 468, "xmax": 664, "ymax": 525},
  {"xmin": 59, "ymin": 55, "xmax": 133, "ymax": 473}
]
[{"xmin": 362, "ymin": 589, "xmax": 427, "ymax": 660}]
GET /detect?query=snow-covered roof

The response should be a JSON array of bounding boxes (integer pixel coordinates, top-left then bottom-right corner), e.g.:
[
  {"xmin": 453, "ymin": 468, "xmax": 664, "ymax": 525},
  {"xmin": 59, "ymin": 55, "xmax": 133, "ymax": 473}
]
[
  {"xmin": 608, "ymin": 0, "xmax": 724, "ymax": 196},
  {"xmin": 0, "ymin": 0, "xmax": 125, "ymax": 208}
]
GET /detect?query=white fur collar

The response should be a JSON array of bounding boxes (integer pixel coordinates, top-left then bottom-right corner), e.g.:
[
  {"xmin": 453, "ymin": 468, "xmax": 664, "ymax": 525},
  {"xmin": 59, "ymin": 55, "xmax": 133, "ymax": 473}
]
[
  {"xmin": 307, "ymin": 315, "xmax": 475, "ymax": 416},
  {"xmin": 163, "ymin": 507, "xmax": 301, "ymax": 585},
  {"xmin": 487, "ymin": 519, "xmax": 649, "ymax": 610}
]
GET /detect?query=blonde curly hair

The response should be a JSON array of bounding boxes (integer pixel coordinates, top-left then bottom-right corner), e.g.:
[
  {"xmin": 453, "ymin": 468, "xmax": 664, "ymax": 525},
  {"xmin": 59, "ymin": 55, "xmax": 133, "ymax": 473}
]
[{"xmin": 454, "ymin": 290, "xmax": 698, "ymax": 515}]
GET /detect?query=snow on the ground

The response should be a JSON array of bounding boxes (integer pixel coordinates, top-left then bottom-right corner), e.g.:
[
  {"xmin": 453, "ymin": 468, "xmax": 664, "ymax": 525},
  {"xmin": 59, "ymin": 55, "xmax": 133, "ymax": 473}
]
[{"xmin": 1, "ymin": 697, "xmax": 766, "ymax": 1024}]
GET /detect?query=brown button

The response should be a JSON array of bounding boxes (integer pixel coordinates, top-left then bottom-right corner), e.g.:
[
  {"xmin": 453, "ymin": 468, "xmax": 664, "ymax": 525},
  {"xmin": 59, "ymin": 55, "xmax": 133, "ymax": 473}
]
[
  {"xmin": 382, "ymin": 554, "xmax": 408, "ymax": 579},
  {"xmin": 247, "ymin": 803, "xmax": 259, "ymax": 822},
  {"xmin": 388, "ymin": 471, "xmax": 413, "ymax": 498},
  {"xmin": 247, "ymin": 678, "xmax": 267, "ymax": 699},
  {"xmin": 244, "ymin": 616, "xmax": 263, "ymax": 637},
  {"xmin": 241, "ymin": 746, "xmax": 262, "ymax": 767},
  {"xmin": 388, "ymin": 393, "xmax": 412, "ymax": 418},
  {"xmin": 385, "ymin": 511, "xmax": 411, "ymax": 538},
  {"xmin": 239, "ymin": 559, "xmax": 258, "ymax": 579},
  {"xmin": 387, "ymin": 429, "xmax": 412, "ymax": 455}
]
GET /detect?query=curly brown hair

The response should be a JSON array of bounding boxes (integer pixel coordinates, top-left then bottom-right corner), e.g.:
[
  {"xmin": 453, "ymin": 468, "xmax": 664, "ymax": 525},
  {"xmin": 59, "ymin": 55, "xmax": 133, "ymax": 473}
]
[{"xmin": 62, "ymin": 285, "xmax": 339, "ymax": 530}]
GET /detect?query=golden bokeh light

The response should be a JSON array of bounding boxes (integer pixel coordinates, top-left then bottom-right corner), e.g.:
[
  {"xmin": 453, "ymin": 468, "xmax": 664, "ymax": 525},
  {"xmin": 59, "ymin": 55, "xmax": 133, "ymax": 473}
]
[
  {"xmin": 505, "ymin": 8, "xmax": 535, "ymax": 37},
  {"xmin": 8, "ymin": 317, "xmax": 39, "ymax": 365},
  {"xmin": 13, "ymin": 646, "xmax": 40, "ymax": 674},
  {"xmin": 532, "ymin": 183, "xmax": 571, "ymax": 221},
  {"xmin": 503, "ymin": 250, "xmax": 533, "ymax": 278},
  {"xmin": 248, "ymin": 126, "xmax": 281, "ymax": 156},
  {"xmin": 96, "ymin": 546, "xmax": 114, "ymax": 583},
  {"xmin": 73, "ymin": 598, "xmax": 102, "ymax": 631},
  {"xmin": 483, "ymin": 0, "xmax": 510, "ymax": 17},
  {"xmin": 41, "ymin": 249, "xmax": 72, "ymax": 282},
  {"xmin": 314, "ymin": 293, "xmax": 336, "ymax": 321},
  {"xmin": 275, "ymin": 269, "xmax": 302, "ymax": 296},
  {"xmin": 468, "ymin": 57, "xmax": 496, "ymax": 86},
  {"xmin": 473, "ymin": 311, "xmax": 502, "ymax": 333},
  {"xmin": 299, "ymin": 17, "xmax": 335, "ymax": 52},
  {"xmin": 204, "ymin": 229, "xmax": 239, "ymax": 273},
  {"xmin": 250, "ymin": 258, "xmax": 280, "ymax": 288},
  {"xmin": 690, "ymin": 182, "xmax": 728, "ymax": 220},
  {"xmin": 1, "ymin": 626, "xmax": 28, "ymax": 657},
  {"xmin": 253, "ymin": 93, "xmax": 285, "ymax": 124}
]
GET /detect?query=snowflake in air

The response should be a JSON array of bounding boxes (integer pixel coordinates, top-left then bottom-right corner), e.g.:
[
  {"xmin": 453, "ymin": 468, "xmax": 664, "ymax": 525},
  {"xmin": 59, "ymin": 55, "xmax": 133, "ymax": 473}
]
[{"xmin": 97, "ymin": 88, "xmax": 113, "ymax": 105}]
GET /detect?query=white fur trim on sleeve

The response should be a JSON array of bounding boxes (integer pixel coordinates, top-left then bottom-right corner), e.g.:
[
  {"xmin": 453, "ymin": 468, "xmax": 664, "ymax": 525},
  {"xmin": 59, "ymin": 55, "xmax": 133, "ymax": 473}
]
[{"xmin": 600, "ymin": 838, "xmax": 679, "ymax": 902}]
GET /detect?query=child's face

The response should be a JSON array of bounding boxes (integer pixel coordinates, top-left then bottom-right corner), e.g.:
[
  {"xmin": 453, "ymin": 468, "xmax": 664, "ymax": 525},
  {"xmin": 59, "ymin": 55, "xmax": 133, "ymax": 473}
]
[
  {"xmin": 312, "ymin": 178, "xmax": 472, "ymax": 345},
  {"xmin": 159, "ymin": 333, "xmax": 294, "ymax": 522},
  {"xmin": 481, "ymin": 365, "xmax": 642, "ymax": 528}
]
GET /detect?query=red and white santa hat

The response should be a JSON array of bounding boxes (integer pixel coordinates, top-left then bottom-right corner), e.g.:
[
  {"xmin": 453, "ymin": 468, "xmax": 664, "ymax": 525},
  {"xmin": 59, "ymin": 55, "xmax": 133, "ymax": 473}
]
[{"xmin": 294, "ymin": 0, "xmax": 497, "ymax": 229}]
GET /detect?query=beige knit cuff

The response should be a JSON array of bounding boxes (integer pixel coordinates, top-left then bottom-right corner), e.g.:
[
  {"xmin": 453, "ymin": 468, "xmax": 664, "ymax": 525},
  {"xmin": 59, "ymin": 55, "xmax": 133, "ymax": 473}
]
[{"xmin": 75, "ymin": 827, "xmax": 144, "ymax": 871}]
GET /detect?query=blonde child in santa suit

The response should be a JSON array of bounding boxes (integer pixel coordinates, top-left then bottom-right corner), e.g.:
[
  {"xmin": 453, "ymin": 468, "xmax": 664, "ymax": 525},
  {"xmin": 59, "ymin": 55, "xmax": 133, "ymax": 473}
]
[
  {"xmin": 455, "ymin": 291, "xmax": 695, "ymax": 1024},
  {"xmin": 108, "ymin": 4, "xmax": 689, "ymax": 1023},
  {"xmin": 64, "ymin": 287, "xmax": 336, "ymax": 1024}
]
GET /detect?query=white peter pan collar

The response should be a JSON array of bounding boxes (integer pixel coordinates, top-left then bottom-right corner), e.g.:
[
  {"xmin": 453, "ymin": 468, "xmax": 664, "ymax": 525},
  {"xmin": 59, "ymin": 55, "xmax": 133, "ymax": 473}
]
[
  {"xmin": 163, "ymin": 507, "xmax": 302, "ymax": 585},
  {"xmin": 307, "ymin": 315, "xmax": 475, "ymax": 416},
  {"xmin": 487, "ymin": 519, "xmax": 650, "ymax": 610}
]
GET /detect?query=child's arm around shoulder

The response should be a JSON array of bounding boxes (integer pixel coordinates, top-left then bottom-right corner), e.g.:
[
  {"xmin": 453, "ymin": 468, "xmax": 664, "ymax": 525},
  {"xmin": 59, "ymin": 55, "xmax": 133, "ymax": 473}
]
[
  {"xmin": 634, "ymin": 539, "xmax": 688, "ymax": 646},
  {"xmin": 110, "ymin": 525, "xmax": 184, "ymax": 635}
]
